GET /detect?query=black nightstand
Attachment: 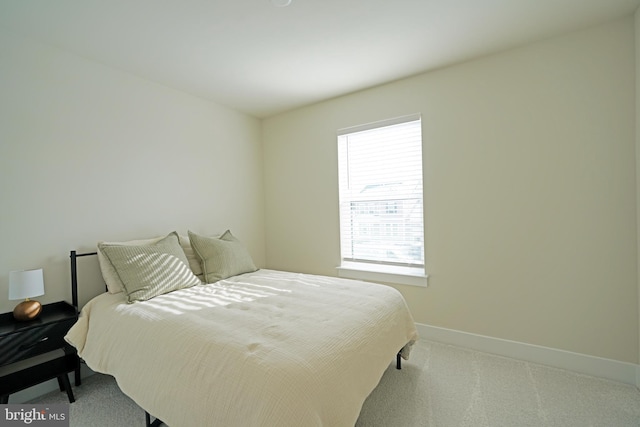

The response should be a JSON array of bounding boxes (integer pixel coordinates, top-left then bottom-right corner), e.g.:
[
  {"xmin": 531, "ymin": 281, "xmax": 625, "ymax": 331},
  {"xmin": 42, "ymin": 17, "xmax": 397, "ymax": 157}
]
[{"xmin": 0, "ymin": 301, "xmax": 81, "ymax": 404}]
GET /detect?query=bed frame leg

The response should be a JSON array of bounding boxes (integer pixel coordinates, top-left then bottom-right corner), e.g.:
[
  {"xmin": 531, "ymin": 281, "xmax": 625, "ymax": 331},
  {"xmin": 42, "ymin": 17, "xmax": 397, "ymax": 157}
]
[
  {"xmin": 396, "ymin": 352, "xmax": 402, "ymax": 370},
  {"xmin": 145, "ymin": 411, "xmax": 163, "ymax": 427}
]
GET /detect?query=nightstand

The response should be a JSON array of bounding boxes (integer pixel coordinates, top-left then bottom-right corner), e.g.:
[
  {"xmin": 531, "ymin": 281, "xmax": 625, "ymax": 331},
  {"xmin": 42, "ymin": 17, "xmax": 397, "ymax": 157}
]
[{"xmin": 0, "ymin": 301, "xmax": 80, "ymax": 404}]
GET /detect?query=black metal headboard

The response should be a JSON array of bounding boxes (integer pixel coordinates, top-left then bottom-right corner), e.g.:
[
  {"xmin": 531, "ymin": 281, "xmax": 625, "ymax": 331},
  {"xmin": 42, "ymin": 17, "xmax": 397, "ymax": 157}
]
[{"xmin": 69, "ymin": 250, "xmax": 98, "ymax": 310}]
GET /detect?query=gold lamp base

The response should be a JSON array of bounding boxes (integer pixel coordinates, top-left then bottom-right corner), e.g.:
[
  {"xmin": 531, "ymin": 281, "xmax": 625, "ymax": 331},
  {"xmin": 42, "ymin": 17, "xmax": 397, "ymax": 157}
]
[{"xmin": 13, "ymin": 299, "xmax": 42, "ymax": 321}]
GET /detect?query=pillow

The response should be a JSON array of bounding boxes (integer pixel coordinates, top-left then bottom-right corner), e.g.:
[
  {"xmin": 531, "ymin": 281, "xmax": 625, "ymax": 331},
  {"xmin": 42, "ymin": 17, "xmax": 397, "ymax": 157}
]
[
  {"xmin": 97, "ymin": 236, "xmax": 164, "ymax": 294},
  {"xmin": 99, "ymin": 232, "xmax": 201, "ymax": 303},
  {"xmin": 179, "ymin": 234, "xmax": 203, "ymax": 280},
  {"xmin": 188, "ymin": 230, "xmax": 257, "ymax": 283}
]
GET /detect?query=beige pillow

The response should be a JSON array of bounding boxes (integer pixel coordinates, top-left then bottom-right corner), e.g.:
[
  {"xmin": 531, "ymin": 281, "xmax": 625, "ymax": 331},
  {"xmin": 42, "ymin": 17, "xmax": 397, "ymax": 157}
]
[
  {"xmin": 100, "ymin": 232, "xmax": 201, "ymax": 303},
  {"xmin": 188, "ymin": 230, "xmax": 257, "ymax": 283},
  {"xmin": 97, "ymin": 236, "xmax": 164, "ymax": 293},
  {"xmin": 98, "ymin": 234, "xmax": 201, "ymax": 292},
  {"xmin": 179, "ymin": 234, "xmax": 203, "ymax": 280}
]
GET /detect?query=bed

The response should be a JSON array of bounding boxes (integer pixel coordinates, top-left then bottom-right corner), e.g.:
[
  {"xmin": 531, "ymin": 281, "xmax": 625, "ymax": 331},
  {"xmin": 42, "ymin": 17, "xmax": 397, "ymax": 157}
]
[{"xmin": 65, "ymin": 231, "xmax": 418, "ymax": 427}]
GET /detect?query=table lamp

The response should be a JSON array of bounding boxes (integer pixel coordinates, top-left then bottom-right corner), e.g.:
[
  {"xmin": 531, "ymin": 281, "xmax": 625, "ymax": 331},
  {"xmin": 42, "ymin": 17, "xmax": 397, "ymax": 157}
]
[{"xmin": 9, "ymin": 268, "xmax": 45, "ymax": 321}]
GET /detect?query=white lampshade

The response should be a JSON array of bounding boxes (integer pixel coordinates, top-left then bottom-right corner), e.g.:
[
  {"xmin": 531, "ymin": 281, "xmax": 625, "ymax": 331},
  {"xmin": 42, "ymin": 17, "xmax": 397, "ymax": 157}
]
[{"xmin": 9, "ymin": 268, "xmax": 45, "ymax": 300}]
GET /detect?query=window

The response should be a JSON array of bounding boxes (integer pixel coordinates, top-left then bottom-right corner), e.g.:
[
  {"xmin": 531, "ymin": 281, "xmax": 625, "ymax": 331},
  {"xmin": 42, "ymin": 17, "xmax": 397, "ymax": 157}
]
[{"xmin": 336, "ymin": 114, "xmax": 427, "ymax": 287}]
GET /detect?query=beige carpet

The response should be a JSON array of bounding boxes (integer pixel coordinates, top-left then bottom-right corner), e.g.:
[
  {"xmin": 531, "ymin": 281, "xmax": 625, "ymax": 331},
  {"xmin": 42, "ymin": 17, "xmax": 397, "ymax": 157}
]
[
  {"xmin": 357, "ymin": 340, "xmax": 640, "ymax": 426},
  {"xmin": 31, "ymin": 339, "xmax": 640, "ymax": 426}
]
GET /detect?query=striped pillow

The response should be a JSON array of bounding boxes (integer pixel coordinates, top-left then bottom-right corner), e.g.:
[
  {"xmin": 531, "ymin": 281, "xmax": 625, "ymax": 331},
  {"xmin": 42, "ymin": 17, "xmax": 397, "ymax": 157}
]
[{"xmin": 100, "ymin": 232, "xmax": 201, "ymax": 303}]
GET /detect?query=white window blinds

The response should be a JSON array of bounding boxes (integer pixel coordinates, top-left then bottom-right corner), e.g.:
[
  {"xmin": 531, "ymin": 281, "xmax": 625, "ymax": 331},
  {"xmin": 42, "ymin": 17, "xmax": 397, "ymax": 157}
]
[{"xmin": 337, "ymin": 114, "xmax": 424, "ymax": 268}]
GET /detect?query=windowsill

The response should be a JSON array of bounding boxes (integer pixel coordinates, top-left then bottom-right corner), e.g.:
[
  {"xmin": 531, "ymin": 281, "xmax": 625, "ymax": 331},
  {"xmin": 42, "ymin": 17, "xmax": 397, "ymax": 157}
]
[{"xmin": 336, "ymin": 262, "xmax": 428, "ymax": 287}]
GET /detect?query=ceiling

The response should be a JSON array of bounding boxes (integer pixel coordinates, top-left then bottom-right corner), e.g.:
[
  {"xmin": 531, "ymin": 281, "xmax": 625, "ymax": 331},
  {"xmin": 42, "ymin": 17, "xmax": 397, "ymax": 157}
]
[{"xmin": 1, "ymin": 0, "xmax": 639, "ymax": 118}]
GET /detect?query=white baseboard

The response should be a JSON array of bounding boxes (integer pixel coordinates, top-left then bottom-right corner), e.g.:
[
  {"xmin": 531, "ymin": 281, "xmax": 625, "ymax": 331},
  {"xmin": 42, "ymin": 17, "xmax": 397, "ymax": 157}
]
[{"xmin": 416, "ymin": 323, "xmax": 640, "ymax": 388}]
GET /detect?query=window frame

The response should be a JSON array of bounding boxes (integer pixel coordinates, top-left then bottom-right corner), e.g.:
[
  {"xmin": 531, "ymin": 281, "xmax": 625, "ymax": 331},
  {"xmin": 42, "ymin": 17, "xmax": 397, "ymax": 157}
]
[{"xmin": 336, "ymin": 114, "xmax": 428, "ymax": 287}]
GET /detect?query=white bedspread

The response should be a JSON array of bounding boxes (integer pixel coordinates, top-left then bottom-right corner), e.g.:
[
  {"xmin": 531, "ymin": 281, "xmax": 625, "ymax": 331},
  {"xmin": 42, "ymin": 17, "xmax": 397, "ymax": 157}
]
[{"xmin": 66, "ymin": 269, "xmax": 418, "ymax": 427}]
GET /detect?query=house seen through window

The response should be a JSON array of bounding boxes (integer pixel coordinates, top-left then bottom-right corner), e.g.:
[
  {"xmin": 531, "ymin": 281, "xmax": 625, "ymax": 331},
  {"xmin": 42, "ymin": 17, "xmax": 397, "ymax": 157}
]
[{"xmin": 337, "ymin": 114, "xmax": 425, "ymax": 282}]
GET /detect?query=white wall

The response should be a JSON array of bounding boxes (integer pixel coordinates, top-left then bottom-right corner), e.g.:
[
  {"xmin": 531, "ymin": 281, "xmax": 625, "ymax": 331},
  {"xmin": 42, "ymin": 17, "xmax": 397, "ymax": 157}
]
[
  {"xmin": 263, "ymin": 17, "xmax": 638, "ymax": 364},
  {"xmin": 636, "ymin": 8, "xmax": 640, "ymax": 368},
  {"xmin": 0, "ymin": 32, "xmax": 266, "ymax": 312}
]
